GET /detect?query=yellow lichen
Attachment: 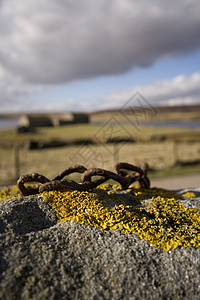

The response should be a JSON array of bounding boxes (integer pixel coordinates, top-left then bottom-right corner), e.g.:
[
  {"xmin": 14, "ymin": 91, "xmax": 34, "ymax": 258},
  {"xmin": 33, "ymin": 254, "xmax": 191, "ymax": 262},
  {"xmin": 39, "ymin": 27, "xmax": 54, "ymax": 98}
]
[
  {"xmin": 42, "ymin": 186, "xmax": 200, "ymax": 251},
  {"xmin": 182, "ymin": 192, "xmax": 196, "ymax": 198},
  {"xmin": 1, "ymin": 184, "xmax": 199, "ymax": 251},
  {"xmin": 0, "ymin": 185, "xmax": 21, "ymax": 201}
]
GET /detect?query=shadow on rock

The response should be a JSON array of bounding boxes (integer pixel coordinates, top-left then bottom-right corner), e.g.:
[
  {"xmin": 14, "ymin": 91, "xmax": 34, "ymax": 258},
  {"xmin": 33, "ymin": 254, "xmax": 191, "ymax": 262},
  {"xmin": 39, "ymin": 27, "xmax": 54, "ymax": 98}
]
[{"xmin": 0, "ymin": 196, "xmax": 58, "ymax": 235}]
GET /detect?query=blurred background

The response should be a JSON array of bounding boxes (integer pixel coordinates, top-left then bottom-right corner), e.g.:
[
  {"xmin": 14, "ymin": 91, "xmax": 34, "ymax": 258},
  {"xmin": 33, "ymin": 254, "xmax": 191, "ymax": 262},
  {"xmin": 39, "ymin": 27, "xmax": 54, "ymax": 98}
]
[{"xmin": 0, "ymin": 0, "xmax": 200, "ymax": 189}]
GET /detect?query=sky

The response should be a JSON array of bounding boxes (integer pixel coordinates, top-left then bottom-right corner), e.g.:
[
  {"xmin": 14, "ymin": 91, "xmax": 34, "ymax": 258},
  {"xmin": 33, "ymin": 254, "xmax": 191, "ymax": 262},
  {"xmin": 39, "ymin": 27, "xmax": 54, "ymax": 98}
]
[{"xmin": 0, "ymin": 0, "xmax": 200, "ymax": 113}]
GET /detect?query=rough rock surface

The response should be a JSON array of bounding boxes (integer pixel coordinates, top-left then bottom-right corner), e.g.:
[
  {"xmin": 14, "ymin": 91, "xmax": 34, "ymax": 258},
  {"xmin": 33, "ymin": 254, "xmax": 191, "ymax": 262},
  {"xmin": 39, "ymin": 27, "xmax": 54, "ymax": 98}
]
[{"xmin": 0, "ymin": 190, "xmax": 200, "ymax": 300}]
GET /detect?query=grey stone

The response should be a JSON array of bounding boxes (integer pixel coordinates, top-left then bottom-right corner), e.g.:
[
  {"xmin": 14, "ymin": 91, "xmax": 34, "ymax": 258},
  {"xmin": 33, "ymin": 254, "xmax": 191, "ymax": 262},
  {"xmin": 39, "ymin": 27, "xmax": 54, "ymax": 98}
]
[
  {"xmin": 0, "ymin": 193, "xmax": 199, "ymax": 300},
  {"xmin": 177, "ymin": 187, "xmax": 200, "ymax": 213},
  {"xmin": 0, "ymin": 196, "xmax": 58, "ymax": 235}
]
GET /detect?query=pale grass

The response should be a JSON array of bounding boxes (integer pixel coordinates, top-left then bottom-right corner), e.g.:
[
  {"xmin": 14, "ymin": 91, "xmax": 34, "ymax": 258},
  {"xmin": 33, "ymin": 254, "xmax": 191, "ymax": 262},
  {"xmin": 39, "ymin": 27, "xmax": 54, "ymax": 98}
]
[{"xmin": 1, "ymin": 141, "xmax": 200, "ymax": 185}]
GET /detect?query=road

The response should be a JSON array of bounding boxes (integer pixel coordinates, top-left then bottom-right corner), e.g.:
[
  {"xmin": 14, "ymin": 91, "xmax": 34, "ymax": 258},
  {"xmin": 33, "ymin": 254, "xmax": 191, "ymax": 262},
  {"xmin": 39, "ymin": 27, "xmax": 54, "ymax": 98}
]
[{"xmin": 151, "ymin": 173, "xmax": 200, "ymax": 190}]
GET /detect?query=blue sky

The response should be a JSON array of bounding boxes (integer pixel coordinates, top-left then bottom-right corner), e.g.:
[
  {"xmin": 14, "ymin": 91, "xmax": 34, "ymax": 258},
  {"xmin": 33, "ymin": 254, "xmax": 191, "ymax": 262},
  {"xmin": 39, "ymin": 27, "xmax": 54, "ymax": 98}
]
[
  {"xmin": 31, "ymin": 49, "xmax": 200, "ymax": 109},
  {"xmin": 0, "ymin": 0, "xmax": 200, "ymax": 113}
]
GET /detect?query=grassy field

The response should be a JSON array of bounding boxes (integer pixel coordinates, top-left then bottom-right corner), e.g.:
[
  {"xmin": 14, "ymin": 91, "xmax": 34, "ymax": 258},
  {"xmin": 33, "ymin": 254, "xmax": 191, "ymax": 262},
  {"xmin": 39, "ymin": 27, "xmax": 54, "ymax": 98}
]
[
  {"xmin": 0, "ymin": 122, "xmax": 200, "ymax": 145},
  {"xmin": 0, "ymin": 121, "xmax": 200, "ymax": 186}
]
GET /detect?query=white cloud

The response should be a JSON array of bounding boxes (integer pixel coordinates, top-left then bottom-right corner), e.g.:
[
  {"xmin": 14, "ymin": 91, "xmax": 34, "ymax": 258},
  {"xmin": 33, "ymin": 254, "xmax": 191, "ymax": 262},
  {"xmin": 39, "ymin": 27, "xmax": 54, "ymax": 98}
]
[
  {"xmin": 44, "ymin": 98, "xmax": 91, "ymax": 112},
  {"xmin": 95, "ymin": 72, "xmax": 200, "ymax": 109},
  {"xmin": 0, "ymin": 0, "xmax": 200, "ymax": 84},
  {"xmin": 29, "ymin": 72, "xmax": 200, "ymax": 112}
]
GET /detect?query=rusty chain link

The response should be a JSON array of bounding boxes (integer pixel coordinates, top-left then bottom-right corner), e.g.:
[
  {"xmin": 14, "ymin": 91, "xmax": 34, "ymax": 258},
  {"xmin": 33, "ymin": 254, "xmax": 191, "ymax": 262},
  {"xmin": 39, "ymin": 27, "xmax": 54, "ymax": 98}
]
[{"xmin": 17, "ymin": 162, "xmax": 150, "ymax": 196}]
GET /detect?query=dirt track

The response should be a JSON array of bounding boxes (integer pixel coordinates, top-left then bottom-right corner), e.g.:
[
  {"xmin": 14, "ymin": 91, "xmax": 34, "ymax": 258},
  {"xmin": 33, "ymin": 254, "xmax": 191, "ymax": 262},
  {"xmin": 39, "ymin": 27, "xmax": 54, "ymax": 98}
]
[{"xmin": 151, "ymin": 173, "xmax": 200, "ymax": 190}]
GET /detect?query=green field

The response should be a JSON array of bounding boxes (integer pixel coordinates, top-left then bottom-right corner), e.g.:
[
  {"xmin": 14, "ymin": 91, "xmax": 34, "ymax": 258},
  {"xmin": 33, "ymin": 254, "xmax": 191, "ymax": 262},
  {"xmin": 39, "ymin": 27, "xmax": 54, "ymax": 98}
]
[{"xmin": 0, "ymin": 121, "xmax": 200, "ymax": 145}]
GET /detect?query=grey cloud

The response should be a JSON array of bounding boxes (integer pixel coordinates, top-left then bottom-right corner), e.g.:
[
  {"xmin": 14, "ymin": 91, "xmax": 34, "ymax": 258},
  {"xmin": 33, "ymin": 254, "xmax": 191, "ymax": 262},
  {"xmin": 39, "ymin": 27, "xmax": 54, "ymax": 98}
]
[{"xmin": 0, "ymin": 0, "xmax": 200, "ymax": 84}]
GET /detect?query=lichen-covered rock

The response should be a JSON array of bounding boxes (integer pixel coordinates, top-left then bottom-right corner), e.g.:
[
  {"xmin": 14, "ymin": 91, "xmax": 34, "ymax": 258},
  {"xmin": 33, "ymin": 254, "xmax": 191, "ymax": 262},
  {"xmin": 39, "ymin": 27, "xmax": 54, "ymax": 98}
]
[
  {"xmin": 177, "ymin": 187, "xmax": 200, "ymax": 213},
  {"xmin": 0, "ymin": 187, "xmax": 200, "ymax": 299},
  {"xmin": 41, "ymin": 186, "xmax": 200, "ymax": 251}
]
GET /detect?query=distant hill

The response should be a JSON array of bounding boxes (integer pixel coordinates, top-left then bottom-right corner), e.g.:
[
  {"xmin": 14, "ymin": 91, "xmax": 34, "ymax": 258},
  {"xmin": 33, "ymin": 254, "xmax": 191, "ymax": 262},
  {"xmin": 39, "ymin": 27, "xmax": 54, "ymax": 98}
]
[
  {"xmin": 89, "ymin": 104, "xmax": 200, "ymax": 115},
  {"xmin": 1, "ymin": 103, "xmax": 200, "ymax": 122},
  {"xmin": 89, "ymin": 103, "xmax": 200, "ymax": 123}
]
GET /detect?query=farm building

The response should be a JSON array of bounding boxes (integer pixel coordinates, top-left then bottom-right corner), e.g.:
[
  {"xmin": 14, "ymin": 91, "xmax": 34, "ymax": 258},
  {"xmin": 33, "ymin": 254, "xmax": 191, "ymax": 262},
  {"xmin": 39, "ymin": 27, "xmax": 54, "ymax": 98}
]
[
  {"xmin": 51, "ymin": 113, "xmax": 89, "ymax": 126},
  {"xmin": 19, "ymin": 114, "xmax": 53, "ymax": 128},
  {"xmin": 18, "ymin": 113, "xmax": 89, "ymax": 129},
  {"xmin": 51, "ymin": 113, "xmax": 74, "ymax": 127},
  {"xmin": 73, "ymin": 113, "xmax": 89, "ymax": 123}
]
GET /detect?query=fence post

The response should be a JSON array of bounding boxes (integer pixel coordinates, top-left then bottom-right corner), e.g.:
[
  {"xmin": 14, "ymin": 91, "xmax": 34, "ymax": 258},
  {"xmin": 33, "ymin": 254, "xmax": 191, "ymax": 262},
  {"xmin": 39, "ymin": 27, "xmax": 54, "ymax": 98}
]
[
  {"xmin": 113, "ymin": 143, "xmax": 119, "ymax": 164},
  {"xmin": 14, "ymin": 146, "xmax": 20, "ymax": 181},
  {"xmin": 173, "ymin": 140, "xmax": 178, "ymax": 164}
]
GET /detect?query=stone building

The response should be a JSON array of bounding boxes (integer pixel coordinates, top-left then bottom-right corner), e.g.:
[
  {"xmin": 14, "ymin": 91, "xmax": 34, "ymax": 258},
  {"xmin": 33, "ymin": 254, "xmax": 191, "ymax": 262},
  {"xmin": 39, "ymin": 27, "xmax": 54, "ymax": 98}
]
[
  {"xmin": 19, "ymin": 114, "xmax": 53, "ymax": 128},
  {"xmin": 19, "ymin": 113, "xmax": 89, "ymax": 129}
]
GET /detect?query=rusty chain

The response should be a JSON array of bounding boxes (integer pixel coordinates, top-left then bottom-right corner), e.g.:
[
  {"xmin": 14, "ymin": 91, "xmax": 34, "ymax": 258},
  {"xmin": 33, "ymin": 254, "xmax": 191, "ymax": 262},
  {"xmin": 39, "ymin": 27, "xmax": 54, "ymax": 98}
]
[{"xmin": 17, "ymin": 162, "xmax": 150, "ymax": 196}]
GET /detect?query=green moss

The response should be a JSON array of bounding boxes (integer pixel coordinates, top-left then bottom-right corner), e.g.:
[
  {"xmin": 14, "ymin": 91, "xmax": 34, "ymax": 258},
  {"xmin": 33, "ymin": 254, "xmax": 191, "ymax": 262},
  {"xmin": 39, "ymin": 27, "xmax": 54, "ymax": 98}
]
[{"xmin": 1, "ymin": 184, "xmax": 199, "ymax": 251}]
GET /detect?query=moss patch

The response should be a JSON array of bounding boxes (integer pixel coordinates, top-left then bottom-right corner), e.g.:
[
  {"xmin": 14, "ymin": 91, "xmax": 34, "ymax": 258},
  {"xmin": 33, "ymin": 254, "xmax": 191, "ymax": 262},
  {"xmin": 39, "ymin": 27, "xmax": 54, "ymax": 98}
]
[{"xmin": 0, "ymin": 184, "xmax": 199, "ymax": 251}]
